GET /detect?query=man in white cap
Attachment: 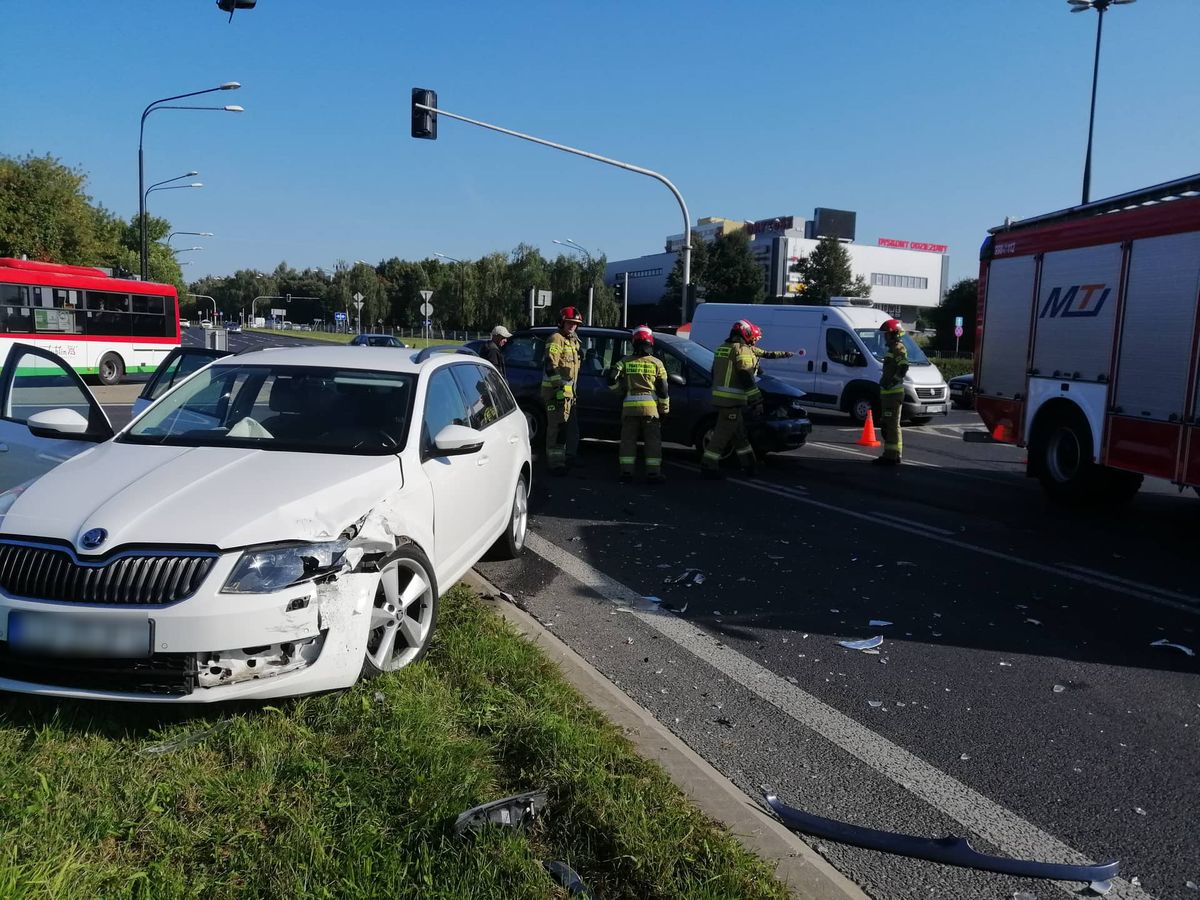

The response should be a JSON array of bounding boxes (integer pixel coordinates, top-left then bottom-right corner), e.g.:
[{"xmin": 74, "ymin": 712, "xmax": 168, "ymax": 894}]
[{"xmin": 480, "ymin": 325, "xmax": 512, "ymax": 374}]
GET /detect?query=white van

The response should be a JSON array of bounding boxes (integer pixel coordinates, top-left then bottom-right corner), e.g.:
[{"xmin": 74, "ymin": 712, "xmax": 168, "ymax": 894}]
[{"xmin": 690, "ymin": 300, "xmax": 950, "ymax": 424}]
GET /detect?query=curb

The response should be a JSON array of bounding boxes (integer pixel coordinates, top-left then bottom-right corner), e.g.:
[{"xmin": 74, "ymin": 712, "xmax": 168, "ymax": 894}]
[{"xmin": 463, "ymin": 569, "xmax": 869, "ymax": 900}]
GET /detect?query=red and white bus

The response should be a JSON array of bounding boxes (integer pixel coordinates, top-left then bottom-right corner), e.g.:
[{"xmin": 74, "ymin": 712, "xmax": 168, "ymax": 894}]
[
  {"xmin": 975, "ymin": 173, "xmax": 1200, "ymax": 505},
  {"xmin": 0, "ymin": 258, "xmax": 181, "ymax": 384}
]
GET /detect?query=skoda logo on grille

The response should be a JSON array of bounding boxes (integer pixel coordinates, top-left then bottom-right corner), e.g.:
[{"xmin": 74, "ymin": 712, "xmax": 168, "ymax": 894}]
[{"xmin": 80, "ymin": 528, "xmax": 108, "ymax": 550}]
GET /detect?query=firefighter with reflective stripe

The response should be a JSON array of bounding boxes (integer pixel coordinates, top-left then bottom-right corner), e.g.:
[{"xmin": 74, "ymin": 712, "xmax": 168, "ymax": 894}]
[
  {"xmin": 701, "ymin": 320, "xmax": 794, "ymax": 479},
  {"xmin": 873, "ymin": 318, "xmax": 909, "ymax": 466},
  {"xmin": 541, "ymin": 306, "xmax": 583, "ymax": 474},
  {"xmin": 609, "ymin": 325, "xmax": 669, "ymax": 484}
]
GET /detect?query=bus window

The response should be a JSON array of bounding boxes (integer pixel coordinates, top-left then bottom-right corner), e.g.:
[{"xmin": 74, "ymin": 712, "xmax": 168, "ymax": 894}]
[{"xmin": 0, "ymin": 304, "xmax": 35, "ymax": 334}]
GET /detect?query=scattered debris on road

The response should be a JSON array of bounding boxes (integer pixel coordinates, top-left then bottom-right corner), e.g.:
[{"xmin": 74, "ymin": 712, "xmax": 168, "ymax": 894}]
[
  {"xmin": 869, "ymin": 619, "xmax": 894, "ymax": 627},
  {"xmin": 453, "ymin": 789, "xmax": 548, "ymax": 836},
  {"xmin": 1150, "ymin": 638, "xmax": 1195, "ymax": 657},
  {"xmin": 838, "ymin": 635, "xmax": 885, "ymax": 651}
]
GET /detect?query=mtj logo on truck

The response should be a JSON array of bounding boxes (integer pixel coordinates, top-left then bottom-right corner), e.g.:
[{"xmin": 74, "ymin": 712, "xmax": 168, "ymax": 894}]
[{"xmin": 1040, "ymin": 284, "xmax": 1111, "ymax": 319}]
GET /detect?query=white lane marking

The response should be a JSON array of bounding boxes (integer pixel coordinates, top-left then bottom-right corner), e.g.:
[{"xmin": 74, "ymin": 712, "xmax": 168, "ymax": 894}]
[
  {"xmin": 805, "ymin": 441, "xmax": 1026, "ymax": 487},
  {"xmin": 667, "ymin": 462, "xmax": 1200, "ymax": 615},
  {"xmin": 524, "ymin": 531, "xmax": 1148, "ymax": 900}
]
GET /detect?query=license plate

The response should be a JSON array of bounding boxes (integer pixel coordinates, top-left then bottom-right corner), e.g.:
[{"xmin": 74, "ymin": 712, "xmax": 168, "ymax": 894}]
[
  {"xmin": 925, "ymin": 404, "xmax": 946, "ymax": 414},
  {"xmin": 6, "ymin": 610, "xmax": 151, "ymax": 658}
]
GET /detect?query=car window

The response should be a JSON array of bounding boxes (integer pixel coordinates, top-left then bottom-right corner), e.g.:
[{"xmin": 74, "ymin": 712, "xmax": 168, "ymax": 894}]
[
  {"xmin": 483, "ymin": 367, "xmax": 517, "ymax": 416},
  {"xmin": 422, "ymin": 367, "xmax": 470, "ymax": 455},
  {"xmin": 2, "ymin": 349, "xmax": 95, "ymax": 424},
  {"xmin": 449, "ymin": 363, "xmax": 501, "ymax": 431},
  {"xmin": 657, "ymin": 347, "xmax": 685, "ymax": 380},
  {"xmin": 503, "ymin": 335, "xmax": 544, "ymax": 369},
  {"xmin": 579, "ymin": 335, "xmax": 628, "ymax": 377}
]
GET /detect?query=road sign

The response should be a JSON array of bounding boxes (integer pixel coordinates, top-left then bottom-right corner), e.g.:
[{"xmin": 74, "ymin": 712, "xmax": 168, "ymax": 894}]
[
  {"xmin": 353, "ymin": 292, "xmax": 363, "ymax": 303},
  {"xmin": 270, "ymin": 308, "xmax": 286, "ymax": 317},
  {"xmin": 419, "ymin": 302, "xmax": 434, "ymax": 316},
  {"xmin": 954, "ymin": 326, "xmax": 964, "ymax": 338},
  {"xmin": 535, "ymin": 289, "xmax": 552, "ymax": 308},
  {"xmin": 954, "ymin": 316, "xmax": 963, "ymax": 328},
  {"xmin": 334, "ymin": 311, "xmax": 347, "ymax": 321},
  {"xmin": 419, "ymin": 289, "xmax": 433, "ymax": 302},
  {"xmin": 423, "ymin": 319, "xmax": 431, "ymax": 327}
]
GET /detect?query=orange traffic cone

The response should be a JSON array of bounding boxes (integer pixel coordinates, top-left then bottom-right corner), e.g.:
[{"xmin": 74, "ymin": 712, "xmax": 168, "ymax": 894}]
[{"xmin": 857, "ymin": 409, "xmax": 882, "ymax": 447}]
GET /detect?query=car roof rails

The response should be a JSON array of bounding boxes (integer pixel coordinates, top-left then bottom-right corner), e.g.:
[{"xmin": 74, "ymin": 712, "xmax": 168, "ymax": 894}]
[{"xmin": 414, "ymin": 345, "xmax": 480, "ymax": 363}]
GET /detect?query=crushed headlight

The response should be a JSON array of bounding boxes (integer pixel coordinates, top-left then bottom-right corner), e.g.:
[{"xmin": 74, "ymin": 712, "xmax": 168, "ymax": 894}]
[{"xmin": 222, "ymin": 540, "xmax": 350, "ymax": 594}]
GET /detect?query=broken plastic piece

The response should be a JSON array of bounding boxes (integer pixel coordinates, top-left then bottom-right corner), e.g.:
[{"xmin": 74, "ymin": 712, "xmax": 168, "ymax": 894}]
[
  {"xmin": 1089, "ymin": 878, "xmax": 1114, "ymax": 895},
  {"xmin": 139, "ymin": 720, "xmax": 234, "ymax": 756},
  {"xmin": 1053, "ymin": 685, "xmax": 1066, "ymax": 693},
  {"xmin": 1150, "ymin": 638, "xmax": 1195, "ymax": 657},
  {"xmin": 869, "ymin": 619, "xmax": 894, "ymax": 627},
  {"xmin": 543, "ymin": 861, "xmax": 597, "ymax": 898},
  {"xmin": 838, "ymin": 635, "xmax": 884, "ymax": 651},
  {"xmin": 453, "ymin": 789, "xmax": 548, "ymax": 835},
  {"xmin": 764, "ymin": 794, "xmax": 1119, "ymax": 884}
]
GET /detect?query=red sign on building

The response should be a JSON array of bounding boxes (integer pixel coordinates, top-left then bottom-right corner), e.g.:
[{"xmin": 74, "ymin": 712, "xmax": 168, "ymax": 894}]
[{"xmin": 877, "ymin": 237, "xmax": 947, "ymax": 253}]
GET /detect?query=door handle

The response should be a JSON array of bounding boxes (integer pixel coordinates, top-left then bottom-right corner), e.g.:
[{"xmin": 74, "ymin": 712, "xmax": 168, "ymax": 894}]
[
  {"xmin": 807, "ymin": 360, "xmax": 814, "ymax": 372},
  {"xmin": 821, "ymin": 362, "xmax": 828, "ymax": 373},
  {"xmin": 508, "ymin": 435, "xmax": 519, "ymax": 445},
  {"xmin": 476, "ymin": 454, "xmax": 491, "ymax": 467},
  {"xmin": 0, "ymin": 443, "xmax": 7, "ymax": 452}
]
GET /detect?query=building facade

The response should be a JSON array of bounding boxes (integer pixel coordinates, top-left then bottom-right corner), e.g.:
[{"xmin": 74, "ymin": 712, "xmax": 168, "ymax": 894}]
[{"xmin": 604, "ymin": 209, "xmax": 949, "ymax": 328}]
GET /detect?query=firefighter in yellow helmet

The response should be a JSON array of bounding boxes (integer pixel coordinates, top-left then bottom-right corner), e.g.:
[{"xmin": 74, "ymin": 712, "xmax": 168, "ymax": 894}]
[
  {"xmin": 701, "ymin": 319, "xmax": 794, "ymax": 479},
  {"xmin": 541, "ymin": 306, "xmax": 583, "ymax": 474},
  {"xmin": 873, "ymin": 318, "xmax": 908, "ymax": 466},
  {"xmin": 609, "ymin": 325, "xmax": 669, "ymax": 484}
]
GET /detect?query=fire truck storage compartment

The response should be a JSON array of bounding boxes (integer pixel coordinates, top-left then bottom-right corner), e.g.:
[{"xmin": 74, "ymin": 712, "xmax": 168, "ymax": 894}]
[
  {"xmin": 1114, "ymin": 231, "xmax": 1200, "ymax": 423},
  {"xmin": 1031, "ymin": 243, "xmax": 1122, "ymax": 383},
  {"xmin": 979, "ymin": 256, "xmax": 1037, "ymax": 400}
]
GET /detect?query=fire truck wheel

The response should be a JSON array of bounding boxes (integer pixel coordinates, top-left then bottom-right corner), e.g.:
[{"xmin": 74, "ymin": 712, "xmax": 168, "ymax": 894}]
[{"xmin": 1032, "ymin": 408, "xmax": 1141, "ymax": 506}]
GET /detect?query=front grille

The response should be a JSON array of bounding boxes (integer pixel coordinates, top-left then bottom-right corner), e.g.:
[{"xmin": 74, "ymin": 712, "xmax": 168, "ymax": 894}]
[
  {"xmin": 916, "ymin": 387, "xmax": 945, "ymax": 400},
  {"xmin": 0, "ymin": 543, "xmax": 217, "ymax": 605},
  {"xmin": 0, "ymin": 645, "xmax": 196, "ymax": 695}
]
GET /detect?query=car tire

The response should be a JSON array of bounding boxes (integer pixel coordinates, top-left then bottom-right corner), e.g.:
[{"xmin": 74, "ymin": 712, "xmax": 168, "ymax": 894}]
[
  {"xmin": 486, "ymin": 474, "xmax": 529, "ymax": 561},
  {"xmin": 847, "ymin": 392, "xmax": 878, "ymax": 426},
  {"xmin": 1030, "ymin": 407, "xmax": 1140, "ymax": 506},
  {"xmin": 97, "ymin": 352, "xmax": 125, "ymax": 386},
  {"xmin": 521, "ymin": 404, "xmax": 545, "ymax": 446},
  {"xmin": 360, "ymin": 544, "xmax": 439, "ymax": 677}
]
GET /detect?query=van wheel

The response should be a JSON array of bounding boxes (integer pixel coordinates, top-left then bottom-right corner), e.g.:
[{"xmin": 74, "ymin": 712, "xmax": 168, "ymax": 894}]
[
  {"xmin": 97, "ymin": 353, "xmax": 125, "ymax": 386},
  {"xmin": 847, "ymin": 393, "xmax": 878, "ymax": 426}
]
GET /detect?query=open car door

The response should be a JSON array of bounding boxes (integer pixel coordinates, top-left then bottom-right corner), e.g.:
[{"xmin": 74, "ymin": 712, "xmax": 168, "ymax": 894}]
[
  {"xmin": 131, "ymin": 346, "xmax": 233, "ymax": 418},
  {"xmin": 0, "ymin": 343, "xmax": 113, "ymax": 493}
]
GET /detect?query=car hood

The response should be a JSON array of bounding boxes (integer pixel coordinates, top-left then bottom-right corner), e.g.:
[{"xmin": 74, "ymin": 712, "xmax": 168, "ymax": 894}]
[
  {"xmin": 0, "ymin": 441, "xmax": 402, "ymax": 553},
  {"xmin": 756, "ymin": 372, "xmax": 807, "ymax": 400}
]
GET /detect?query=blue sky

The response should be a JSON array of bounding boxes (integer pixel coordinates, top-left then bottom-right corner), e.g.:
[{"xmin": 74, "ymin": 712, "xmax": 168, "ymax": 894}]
[{"xmin": 4, "ymin": 1, "xmax": 1197, "ymax": 286}]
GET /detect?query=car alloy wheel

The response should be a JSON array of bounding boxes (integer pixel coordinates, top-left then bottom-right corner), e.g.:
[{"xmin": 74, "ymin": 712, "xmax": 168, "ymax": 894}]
[{"xmin": 364, "ymin": 552, "xmax": 437, "ymax": 672}]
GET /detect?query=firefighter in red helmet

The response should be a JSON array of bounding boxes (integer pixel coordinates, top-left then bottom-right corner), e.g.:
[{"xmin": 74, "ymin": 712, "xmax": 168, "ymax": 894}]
[
  {"xmin": 542, "ymin": 306, "xmax": 584, "ymax": 474},
  {"xmin": 701, "ymin": 319, "xmax": 794, "ymax": 478},
  {"xmin": 874, "ymin": 318, "xmax": 908, "ymax": 466},
  {"xmin": 608, "ymin": 325, "xmax": 669, "ymax": 483}
]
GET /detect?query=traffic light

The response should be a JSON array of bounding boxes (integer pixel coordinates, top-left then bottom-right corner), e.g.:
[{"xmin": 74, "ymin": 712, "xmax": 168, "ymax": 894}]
[
  {"xmin": 613, "ymin": 278, "xmax": 625, "ymax": 303},
  {"xmin": 411, "ymin": 88, "xmax": 438, "ymax": 140}
]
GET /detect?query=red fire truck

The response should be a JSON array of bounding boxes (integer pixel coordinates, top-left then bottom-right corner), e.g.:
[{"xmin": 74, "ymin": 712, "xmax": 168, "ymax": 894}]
[{"xmin": 975, "ymin": 173, "xmax": 1200, "ymax": 504}]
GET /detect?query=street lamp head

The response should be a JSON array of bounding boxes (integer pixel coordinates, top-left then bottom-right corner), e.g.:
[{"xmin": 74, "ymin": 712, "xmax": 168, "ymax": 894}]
[
  {"xmin": 186, "ymin": 170, "xmax": 199, "ymax": 176},
  {"xmin": 199, "ymin": 231, "xmax": 214, "ymax": 236},
  {"xmin": 189, "ymin": 182, "xmax": 204, "ymax": 188},
  {"xmin": 220, "ymin": 82, "xmax": 241, "ymax": 90},
  {"xmin": 224, "ymin": 105, "xmax": 245, "ymax": 112}
]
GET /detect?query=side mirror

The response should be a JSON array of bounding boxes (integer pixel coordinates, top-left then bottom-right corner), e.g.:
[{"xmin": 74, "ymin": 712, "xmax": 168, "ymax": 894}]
[
  {"xmin": 27, "ymin": 408, "xmax": 94, "ymax": 440},
  {"xmin": 433, "ymin": 424, "xmax": 484, "ymax": 456},
  {"xmin": 668, "ymin": 373, "xmax": 686, "ymax": 386}
]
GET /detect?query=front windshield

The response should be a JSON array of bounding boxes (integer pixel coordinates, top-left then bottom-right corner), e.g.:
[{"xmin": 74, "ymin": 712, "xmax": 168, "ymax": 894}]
[
  {"xmin": 121, "ymin": 364, "xmax": 416, "ymax": 454},
  {"xmin": 661, "ymin": 336, "xmax": 714, "ymax": 368},
  {"xmin": 855, "ymin": 329, "xmax": 931, "ymax": 365}
]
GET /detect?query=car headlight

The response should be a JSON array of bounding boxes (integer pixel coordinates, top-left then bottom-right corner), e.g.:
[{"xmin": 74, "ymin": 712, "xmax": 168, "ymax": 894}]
[{"xmin": 222, "ymin": 540, "xmax": 350, "ymax": 594}]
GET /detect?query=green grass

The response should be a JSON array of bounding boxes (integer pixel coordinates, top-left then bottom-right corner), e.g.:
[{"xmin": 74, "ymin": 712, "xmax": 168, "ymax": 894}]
[
  {"xmin": 245, "ymin": 329, "xmax": 463, "ymax": 350},
  {"xmin": 930, "ymin": 356, "xmax": 973, "ymax": 379},
  {"xmin": 0, "ymin": 587, "xmax": 789, "ymax": 900}
]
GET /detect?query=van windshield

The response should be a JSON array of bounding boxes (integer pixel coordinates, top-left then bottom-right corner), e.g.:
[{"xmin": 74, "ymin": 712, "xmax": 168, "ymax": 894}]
[{"xmin": 855, "ymin": 329, "xmax": 931, "ymax": 366}]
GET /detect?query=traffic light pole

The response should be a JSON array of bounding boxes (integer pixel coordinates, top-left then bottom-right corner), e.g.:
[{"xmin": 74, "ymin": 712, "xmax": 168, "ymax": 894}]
[
  {"xmin": 413, "ymin": 100, "xmax": 692, "ymax": 324},
  {"xmin": 622, "ymin": 272, "xmax": 630, "ymax": 328}
]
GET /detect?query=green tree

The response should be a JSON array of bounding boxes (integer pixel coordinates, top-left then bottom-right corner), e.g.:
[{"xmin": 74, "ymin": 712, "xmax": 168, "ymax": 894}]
[
  {"xmin": 790, "ymin": 237, "xmax": 870, "ymax": 304},
  {"xmin": 0, "ymin": 154, "xmax": 108, "ymax": 264},
  {"xmin": 705, "ymin": 230, "xmax": 765, "ymax": 303},
  {"xmin": 925, "ymin": 278, "xmax": 979, "ymax": 354}
]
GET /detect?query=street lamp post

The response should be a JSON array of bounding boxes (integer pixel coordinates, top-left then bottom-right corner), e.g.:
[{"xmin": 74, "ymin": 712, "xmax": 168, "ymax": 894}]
[
  {"xmin": 187, "ymin": 293, "xmax": 218, "ymax": 323},
  {"xmin": 554, "ymin": 238, "xmax": 597, "ymax": 325},
  {"xmin": 166, "ymin": 231, "xmax": 213, "ymax": 248},
  {"xmin": 1068, "ymin": 0, "xmax": 1136, "ymax": 205},
  {"xmin": 435, "ymin": 252, "xmax": 467, "ymax": 332},
  {"xmin": 139, "ymin": 81, "xmax": 242, "ymax": 279}
]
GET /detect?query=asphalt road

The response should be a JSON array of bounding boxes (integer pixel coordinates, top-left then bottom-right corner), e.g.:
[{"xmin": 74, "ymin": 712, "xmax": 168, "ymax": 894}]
[{"xmin": 97, "ymin": 329, "xmax": 1199, "ymax": 898}]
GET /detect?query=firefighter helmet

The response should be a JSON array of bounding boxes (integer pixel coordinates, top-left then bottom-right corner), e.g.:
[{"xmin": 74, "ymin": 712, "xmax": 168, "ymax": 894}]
[
  {"xmin": 732, "ymin": 319, "xmax": 762, "ymax": 343},
  {"xmin": 559, "ymin": 306, "xmax": 583, "ymax": 324},
  {"xmin": 880, "ymin": 318, "xmax": 903, "ymax": 336},
  {"xmin": 632, "ymin": 325, "xmax": 655, "ymax": 346}
]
